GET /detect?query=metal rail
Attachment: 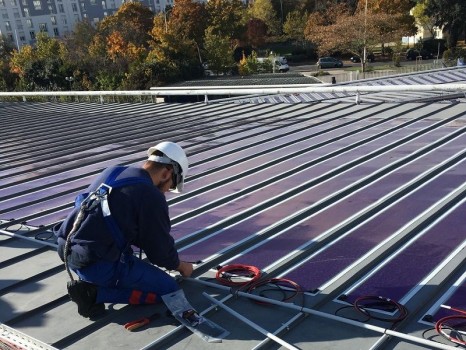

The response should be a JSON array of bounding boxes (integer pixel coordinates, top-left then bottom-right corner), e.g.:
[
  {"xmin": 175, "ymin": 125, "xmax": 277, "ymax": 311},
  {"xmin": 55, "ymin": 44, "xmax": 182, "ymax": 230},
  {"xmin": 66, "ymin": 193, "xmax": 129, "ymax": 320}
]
[
  {"xmin": 0, "ymin": 84, "xmax": 465, "ymax": 98},
  {"xmin": 0, "ymin": 228, "xmax": 57, "ymax": 248},
  {"xmin": 188, "ymin": 278, "xmax": 460, "ymax": 350}
]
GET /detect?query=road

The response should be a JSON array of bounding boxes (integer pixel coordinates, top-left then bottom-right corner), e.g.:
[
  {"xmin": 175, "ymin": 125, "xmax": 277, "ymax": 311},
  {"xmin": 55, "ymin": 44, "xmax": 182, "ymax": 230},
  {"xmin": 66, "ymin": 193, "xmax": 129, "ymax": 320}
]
[
  {"xmin": 290, "ymin": 58, "xmax": 438, "ymax": 75},
  {"xmin": 289, "ymin": 59, "xmax": 435, "ymax": 72}
]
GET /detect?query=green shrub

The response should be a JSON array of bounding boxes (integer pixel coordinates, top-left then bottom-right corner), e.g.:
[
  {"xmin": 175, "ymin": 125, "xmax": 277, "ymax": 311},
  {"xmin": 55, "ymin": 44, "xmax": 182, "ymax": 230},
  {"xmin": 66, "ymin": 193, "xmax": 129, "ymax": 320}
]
[
  {"xmin": 312, "ymin": 70, "xmax": 330, "ymax": 77},
  {"xmin": 443, "ymin": 48, "xmax": 466, "ymax": 63},
  {"xmin": 384, "ymin": 47, "xmax": 393, "ymax": 57},
  {"xmin": 392, "ymin": 53, "xmax": 401, "ymax": 67}
]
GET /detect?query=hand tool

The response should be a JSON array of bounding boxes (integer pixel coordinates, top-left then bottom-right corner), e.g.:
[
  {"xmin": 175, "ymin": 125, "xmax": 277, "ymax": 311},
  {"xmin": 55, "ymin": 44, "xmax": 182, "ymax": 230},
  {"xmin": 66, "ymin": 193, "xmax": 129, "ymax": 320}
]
[{"xmin": 124, "ymin": 312, "xmax": 160, "ymax": 331}]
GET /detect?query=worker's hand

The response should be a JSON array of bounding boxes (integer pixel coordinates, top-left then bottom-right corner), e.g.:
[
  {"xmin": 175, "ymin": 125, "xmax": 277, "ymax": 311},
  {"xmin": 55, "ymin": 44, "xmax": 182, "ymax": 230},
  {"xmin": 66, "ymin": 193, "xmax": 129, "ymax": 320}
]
[{"xmin": 176, "ymin": 261, "xmax": 193, "ymax": 277}]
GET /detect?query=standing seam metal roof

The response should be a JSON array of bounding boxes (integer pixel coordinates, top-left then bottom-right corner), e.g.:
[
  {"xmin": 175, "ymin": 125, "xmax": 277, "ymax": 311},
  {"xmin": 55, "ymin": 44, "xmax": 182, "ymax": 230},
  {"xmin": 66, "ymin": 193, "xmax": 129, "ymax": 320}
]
[{"xmin": 0, "ymin": 88, "xmax": 465, "ymax": 350}]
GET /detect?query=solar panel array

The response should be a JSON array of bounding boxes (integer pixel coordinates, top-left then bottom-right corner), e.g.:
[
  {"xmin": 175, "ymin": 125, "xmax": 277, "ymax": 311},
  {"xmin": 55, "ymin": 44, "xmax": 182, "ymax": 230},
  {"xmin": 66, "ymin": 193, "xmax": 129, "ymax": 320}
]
[
  {"xmin": 1, "ymin": 99, "xmax": 465, "ymax": 350},
  {"xmin": 233, "ymin": 67, "xmax": 466, "ymax": 103}
]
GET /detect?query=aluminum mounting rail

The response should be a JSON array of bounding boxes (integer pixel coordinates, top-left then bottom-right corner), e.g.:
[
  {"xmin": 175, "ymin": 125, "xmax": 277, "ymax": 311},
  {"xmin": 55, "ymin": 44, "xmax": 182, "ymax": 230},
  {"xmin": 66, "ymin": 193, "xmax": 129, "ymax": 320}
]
[{"xmin": 0, "ymin": 84, "xmax": 465, "ymax": 98}]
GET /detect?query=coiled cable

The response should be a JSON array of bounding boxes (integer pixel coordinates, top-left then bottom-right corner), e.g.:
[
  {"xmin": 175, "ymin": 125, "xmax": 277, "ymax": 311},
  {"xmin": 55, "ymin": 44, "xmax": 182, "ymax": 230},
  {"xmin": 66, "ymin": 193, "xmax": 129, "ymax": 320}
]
[
  {"xmin": 353, "ymin": 295, "xmax": 408, "ymax": 325},
  {"xmin": 215, "ymin": 264, "xmax": 262, "ymax": 287},
  {"xmin": 435, "ymin": 305, "xmax": 466, "ymax": 346}
]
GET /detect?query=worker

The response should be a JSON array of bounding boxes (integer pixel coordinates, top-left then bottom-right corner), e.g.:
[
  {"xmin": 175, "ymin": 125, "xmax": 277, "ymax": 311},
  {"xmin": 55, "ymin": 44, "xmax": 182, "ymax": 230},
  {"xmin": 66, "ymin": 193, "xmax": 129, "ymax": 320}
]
[{"xmin": 54, "ymin": 141, "xmax": 193, "ymax": 318}]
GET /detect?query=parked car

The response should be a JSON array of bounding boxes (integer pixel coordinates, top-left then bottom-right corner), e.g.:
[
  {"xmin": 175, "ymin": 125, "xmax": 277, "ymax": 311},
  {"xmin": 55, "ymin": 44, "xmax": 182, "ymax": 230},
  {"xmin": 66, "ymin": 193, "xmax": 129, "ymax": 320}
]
[
  {"xmin": 257, "ymin": 57, "xmax": 290, "ymax": 73},
  {"xmin": 317, "ymin": 57, "xmax": 343, "ymax": 69},
  {"xmin": 202, "ymin": 62, "xmax": 235, "ymax": 76},
  {"xmin": 350, "ymin": 53, "xmax": 375, "ymax": 63},
  {"xmin": 406, "ymin": 49, "xmax": 434, "ymax": 60},
  {"xmin": 274, "ymin": 56, "xmax": 289, "ymax": 72}
]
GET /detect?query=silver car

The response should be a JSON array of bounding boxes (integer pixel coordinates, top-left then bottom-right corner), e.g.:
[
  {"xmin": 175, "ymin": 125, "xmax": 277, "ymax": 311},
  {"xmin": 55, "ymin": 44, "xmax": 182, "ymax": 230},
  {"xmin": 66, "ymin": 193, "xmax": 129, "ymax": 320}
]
[{"xmin": 317, "ymin": 57, "xmax": 343, "ymax": 69}]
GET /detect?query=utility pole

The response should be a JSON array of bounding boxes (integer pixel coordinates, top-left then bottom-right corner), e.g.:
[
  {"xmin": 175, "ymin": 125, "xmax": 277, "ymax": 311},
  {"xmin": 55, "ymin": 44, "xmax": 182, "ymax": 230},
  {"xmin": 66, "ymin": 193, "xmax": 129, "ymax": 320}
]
[{"xmin": 363, "ymin": 0, "xmax": 368, "ymax": 77}]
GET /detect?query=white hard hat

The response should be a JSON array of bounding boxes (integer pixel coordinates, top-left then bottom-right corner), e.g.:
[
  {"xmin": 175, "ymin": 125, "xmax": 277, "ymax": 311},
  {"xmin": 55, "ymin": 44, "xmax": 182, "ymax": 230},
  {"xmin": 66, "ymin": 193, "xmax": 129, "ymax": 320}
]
[{"xmin": 147, "ymin": 141, "xmax": 188, "ymax": 193}]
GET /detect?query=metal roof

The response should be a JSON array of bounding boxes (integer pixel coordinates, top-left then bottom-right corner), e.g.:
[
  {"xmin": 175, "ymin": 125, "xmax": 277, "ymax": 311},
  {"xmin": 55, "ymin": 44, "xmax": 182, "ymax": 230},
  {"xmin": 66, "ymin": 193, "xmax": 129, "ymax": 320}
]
[
  {"xmin": 1, "ymin": 94, "xmax": 465, "ymax": 350},
  {"xmin": 169, "ymin": 73, "xmax": 321, "ymax": 87},
  {"xmin": 232, "ymin": 67, "xmax": 466, "ymax": 103}
]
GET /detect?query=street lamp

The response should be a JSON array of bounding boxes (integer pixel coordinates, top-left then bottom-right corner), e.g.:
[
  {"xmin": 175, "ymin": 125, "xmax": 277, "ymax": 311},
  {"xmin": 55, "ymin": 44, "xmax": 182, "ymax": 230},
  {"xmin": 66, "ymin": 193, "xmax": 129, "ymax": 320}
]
[{"xmin": 65, "ymin": 76, "xmax": 74, "ymax": 91}]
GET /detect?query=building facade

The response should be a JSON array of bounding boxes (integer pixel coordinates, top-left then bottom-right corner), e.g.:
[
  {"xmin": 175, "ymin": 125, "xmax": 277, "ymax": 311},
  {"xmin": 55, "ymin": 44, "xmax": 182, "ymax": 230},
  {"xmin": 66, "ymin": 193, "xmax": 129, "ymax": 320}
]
[{"xmin": 0, "ymin": 0, "xmax": 173, "ymax": 48}]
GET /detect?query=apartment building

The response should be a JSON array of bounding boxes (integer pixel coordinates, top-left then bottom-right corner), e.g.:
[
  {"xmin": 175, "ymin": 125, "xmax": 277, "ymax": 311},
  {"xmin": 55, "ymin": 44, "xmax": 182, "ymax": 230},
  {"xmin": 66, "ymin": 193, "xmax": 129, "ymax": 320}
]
[{"xmin": 0, "ymin": 0, "xmax": 174, "ymax": 48}]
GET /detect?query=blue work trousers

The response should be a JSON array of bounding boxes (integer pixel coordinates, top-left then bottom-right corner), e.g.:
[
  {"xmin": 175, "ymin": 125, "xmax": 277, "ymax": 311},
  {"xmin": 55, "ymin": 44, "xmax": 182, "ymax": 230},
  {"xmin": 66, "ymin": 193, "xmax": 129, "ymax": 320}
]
[{"xmin": 75, "ymin": 256, "xmax": 179, "ymax": 304}]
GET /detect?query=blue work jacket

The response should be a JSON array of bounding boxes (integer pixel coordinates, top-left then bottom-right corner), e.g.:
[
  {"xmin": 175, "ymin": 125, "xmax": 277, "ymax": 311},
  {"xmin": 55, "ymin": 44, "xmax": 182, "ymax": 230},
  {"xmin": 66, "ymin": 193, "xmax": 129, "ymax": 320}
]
[{"xmin": 55, "ymin": 166, "xmax": 180, "ymax": 271}]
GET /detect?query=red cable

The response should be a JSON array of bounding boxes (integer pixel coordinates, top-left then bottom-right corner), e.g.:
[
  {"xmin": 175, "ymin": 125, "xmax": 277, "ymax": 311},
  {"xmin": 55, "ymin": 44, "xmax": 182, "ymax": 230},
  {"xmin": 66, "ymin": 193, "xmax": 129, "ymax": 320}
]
[
  {"xmin": 215, "ymin": 265, "xmax": 302, "ymax": 306},
  {"xmin": 215, "ymin": 264, "xmax": 262, "ymax": 287},
  {"xmin": 435, "ymin": 314, "xmax": 466, "ymax": 346},
  {"xmin": 441, "ymin": 304, "xmax": 466, "ymax": 315}
]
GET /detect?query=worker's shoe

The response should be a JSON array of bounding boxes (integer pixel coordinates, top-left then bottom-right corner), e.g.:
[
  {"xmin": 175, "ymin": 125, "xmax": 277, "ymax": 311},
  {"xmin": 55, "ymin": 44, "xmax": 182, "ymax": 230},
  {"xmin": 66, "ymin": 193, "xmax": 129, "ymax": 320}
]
[{"xmin": 67, "ymin": 280, "xmax": 105, "ymax": 318}]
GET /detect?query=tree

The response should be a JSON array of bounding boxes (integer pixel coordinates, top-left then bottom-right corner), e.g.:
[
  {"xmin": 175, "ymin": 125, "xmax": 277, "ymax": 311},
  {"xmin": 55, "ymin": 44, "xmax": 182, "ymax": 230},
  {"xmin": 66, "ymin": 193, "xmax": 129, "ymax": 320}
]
[
  {"xmin": 238, "ymin": 50, "xmax": 259, "ymax": 75},
  {"xmin": 99, "ymin": 2, "xmax": 154, "ymax": 49},
  {"xmin": 245, "ymin": 18, "xmax": 268, "ymax": 49},
  {"xmin": 59, "ymin": 20, "xmax": 98, "ymax": 90},
  {"xmin": 248, "ymin": 0, "xmax": 281, "ymax": 36},
  {"xmin": 412, "ymin": 0, "xmax": 437, "ymax": 38},
  {"xmin": 305, "ymin": 3, "xmax": 407, "ymax": 71},
  {"xmin": 148, "ymin": 13, "xmax": 202, "ymax": 84},
  {"xmin": 166, "ymin": 0, "xmax": 209, "ymax": 64},
  {"xmin": 283, "ymin": 10, "xmax": 308, "ymax": 45},
  {"xmin": 424, "ymin": 0, "xmax": 466, "ymax": 48},
  {"xmin": 9, "ymin": 33, "xmax": 67, "ymax": 90},
  {"xmin": 362, "ymin": 0, "xmax": 416, "ymax": 15},
  {"xmin": 305, "ymin": 2, "xmax": 351, "ymax": 44},
  {"xmin": 203, "ymin": 26, "xmax": 237, "ymax": 75},
  {"xmin": 88, "ymin": 3, "xmax": 155, "ymax": 89},
  {"xmin": 0, "ymin": 35, "xmax": 17, "ymax": 90},
  {"xmin": 206, "ymin": 0, "xmax": 247, "ymax": 40},
  {"xmin": 358, "ymin": 0, "xmax": 417, "ymax": 52},
  {"xmin": 169, "ymin": 0, "xmax": 208, "ymax": 45}
]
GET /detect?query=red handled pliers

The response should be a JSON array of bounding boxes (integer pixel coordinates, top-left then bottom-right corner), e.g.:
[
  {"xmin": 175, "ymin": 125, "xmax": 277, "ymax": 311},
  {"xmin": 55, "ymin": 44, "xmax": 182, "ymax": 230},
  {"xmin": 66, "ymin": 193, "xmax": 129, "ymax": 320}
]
[{"xmin": 124, "ymin": 312, "xmax": 160, "ymax": 331}]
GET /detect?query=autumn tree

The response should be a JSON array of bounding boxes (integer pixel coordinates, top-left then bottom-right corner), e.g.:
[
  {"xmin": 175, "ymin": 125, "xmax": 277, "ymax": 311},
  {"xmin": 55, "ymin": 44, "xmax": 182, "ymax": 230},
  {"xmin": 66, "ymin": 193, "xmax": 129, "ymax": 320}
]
[
  {"xmin": 169, "ymin": 0, "xmax": 208, "ymax": 58},
  {"xmin": 206, "ymin": 0, "xmax": 247, "ymax": 41},
  {"xmin": 0, "ymin": 35, "xmax": 17, "ymax": 90},
  {"xmin": 245, "ymin": 18, "xmax": 268, "ymax": 49},
  {"xmin": 148, "ymin": 13, "xmax": 202, "ymax": 84},
  {"xmin": 91, "ymin": 3, "xmax": 155, "ymax": 89},
  {"xmin": 305, "ymin": 2, "xmax": 350, "ymax": 44},
  {"xmin": 248, "ymin": 0, "xmax": 281, "ymax": 36},
  {"xmin": 358, "ymin": 0, "xmax": 417, "ymax": 47},
  {"xmin": 305, "ymin": 3, "xmax": 406, "ymax": 71},
  {"xmin": 99, "ymin": 2, "xmax": 154, "ymax": 48},
  {"xmin": 10, "ymin": 32, "xmax": 67, "ymax": 90},
  {"xmin": 238, "ymin": 50, "xmax": 259, "ymax": 75},
  {"xmin": 362, "ymin": 0, "xmax": 416, "ymax": 14}
]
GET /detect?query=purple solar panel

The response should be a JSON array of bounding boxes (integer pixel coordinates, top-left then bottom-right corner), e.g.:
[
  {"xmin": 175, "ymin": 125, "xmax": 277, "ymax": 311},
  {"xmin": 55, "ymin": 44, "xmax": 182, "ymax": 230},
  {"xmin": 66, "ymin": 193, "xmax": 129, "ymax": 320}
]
[
  {"xmin": 429, "ymin": 283, "xmax": 466, "ymax": 321},
  {"xmin": 170, "ymin": 119, "xmax": 451, "ymax": 220},
  {"xmin": 342, "ymin": 199, "xmax": 466, "ymax": 304},
  {"xmin": 177, "ymin": 129, "xmax": 465, "ymax": 264},
  {"xmin": 1, "ymin": 113, "xmax": 369, "ymax": 225},
  {"xmin": 226, "ymin": 155, "xmax": 465, "ymax": 277},
  {"xmin": 222, "ymin": 143, "xmax": 465, "ymax": 285}
]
